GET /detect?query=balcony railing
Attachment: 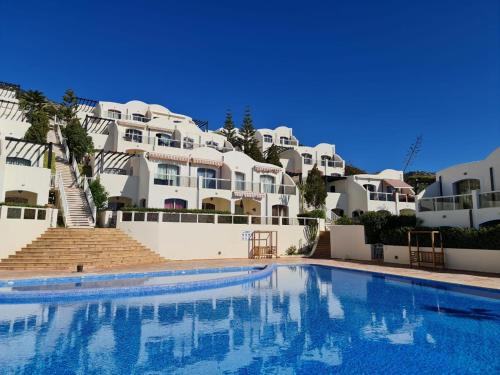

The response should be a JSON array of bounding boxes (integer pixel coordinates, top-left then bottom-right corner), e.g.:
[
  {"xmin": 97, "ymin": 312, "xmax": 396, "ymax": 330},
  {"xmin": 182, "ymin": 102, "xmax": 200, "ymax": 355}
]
[
  {"xmin": 397, "ymin": 193, "xmax": 415, "ymax": 203},
  {"xmin": 479, "ymin": 191, "xmax": 500, "ymax": 209},
  {"xmin": 121, "ymin": 132, "xmax": 233, "ymax": 152},
  {"xmin": 279, "ymin": 139, "xmax": 298, "ymax": 146},
  {"xmin": 120, "ymin": 211, "xmax": 318, "ymax": 226},
  {"xmin": 153, "ymin": 174, "xmax": 197, "ymax": 188},
  {"xmin": 152, "ymin": 174, "xmax": 296, "ymax": 194},
  {"xmin": 109, "ymin": 112, "xmax": 151, "ymax": 122},
  {"xmin": 418, "ymin": 194, "xmax": 473, "ymax": 212},
  {"xmin": 370, "ymin": 192, "xmax": 395, "ymax": 201},
  {"xmin": 320, "ymin": 160, "xmax": 344, "ymax": 168}
]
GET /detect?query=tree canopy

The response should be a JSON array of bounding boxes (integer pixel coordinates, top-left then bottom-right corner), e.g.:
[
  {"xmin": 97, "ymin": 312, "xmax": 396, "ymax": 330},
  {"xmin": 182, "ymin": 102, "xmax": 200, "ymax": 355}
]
[
  {"xmin": 304, "ymin": 164, "xmax": 327, "ymax": 209},
  {"xmin": 239, "ymin": 107, "xmax": 257, "ymax": 153},
  {"xmin": 265, "ymin": 144, "xmax": 283, "ymax": 167},
  {"xmin": 20, "ymin": 90, "xmax": 53, "ymax": 143},
  {"xmin": 220, "ymin": 110, "xmax": 238, "ymax": 146},
  {"xmin": 345, "ymin": 164, "xmax": 367, "ymax": 176}
]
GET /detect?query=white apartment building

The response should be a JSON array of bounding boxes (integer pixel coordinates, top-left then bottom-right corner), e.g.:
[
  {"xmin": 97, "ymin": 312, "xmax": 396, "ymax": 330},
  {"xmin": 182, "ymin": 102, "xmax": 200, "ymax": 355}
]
[
  {"xmin": 0, "ymin": 82, "xmax": 52, "ymax": 206},
  {"xmin": 78, "ymin": 99, "xmax": 299, "ymax": 219},
  {"xmin": 417, "ymin": 148, "xmax": 500, "ymax": 228},
  {"xmin": 324, "ymin": 169, "xmax": 416, "ymax": 220}
]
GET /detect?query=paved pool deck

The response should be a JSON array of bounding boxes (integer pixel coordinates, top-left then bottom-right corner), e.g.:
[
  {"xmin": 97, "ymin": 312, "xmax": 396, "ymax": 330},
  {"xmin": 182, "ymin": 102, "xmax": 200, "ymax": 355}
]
[{"xmin": 1, "ymin": 257, "xmax": 499, "ymax": 290}]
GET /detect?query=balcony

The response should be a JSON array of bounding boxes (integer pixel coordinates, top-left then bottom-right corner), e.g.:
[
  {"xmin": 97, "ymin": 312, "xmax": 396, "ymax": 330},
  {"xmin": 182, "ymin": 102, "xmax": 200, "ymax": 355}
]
[
  {"xmin": 320, "ymin": 160, "xmax": 344, "ymax": 168},
  {"xmin": 152, "ymin": 174, "xmax": 296, "ymax": 194},
  {"xmin": 108, "ymin": 111, "xmax": 151, "ymax": 123},
  {"xmin": 370, "ymin": 192, "xmax": 395, "ymax": 201},
  {"xmin": 279, "ymin": 139, "xmax": 298, "ymax": 146},
  {"xmin": 418, "ymin": 194, "xmax": 473, "ymax": 212},
  {"xmin": 479, "ymin": 191, "xmax": 500, "ymax": 208}
]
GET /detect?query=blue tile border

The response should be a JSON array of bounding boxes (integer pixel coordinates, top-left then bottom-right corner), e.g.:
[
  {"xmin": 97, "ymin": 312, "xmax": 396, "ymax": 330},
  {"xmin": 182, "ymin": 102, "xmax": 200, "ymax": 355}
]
[{"xmin": 0, "ymin": 265, "xmax": 275, "ymax": 304}]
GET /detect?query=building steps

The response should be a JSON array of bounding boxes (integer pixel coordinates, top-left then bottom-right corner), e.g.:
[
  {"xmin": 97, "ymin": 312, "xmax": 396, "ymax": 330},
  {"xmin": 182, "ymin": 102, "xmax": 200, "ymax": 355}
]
[
  {"xmin": 0, "ymin": 228, "xmax": 166, "ymax": 271},
  {"xmin": 310, "ymin": 231, "xmax": 331, "ymax": 259}
]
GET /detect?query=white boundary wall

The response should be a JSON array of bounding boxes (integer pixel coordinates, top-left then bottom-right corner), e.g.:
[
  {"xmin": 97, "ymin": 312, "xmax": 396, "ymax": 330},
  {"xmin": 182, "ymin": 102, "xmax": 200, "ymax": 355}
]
[
  {"xmin": 0, "ymin": 206, "xmax": 57, "ymax": 259},
  {"xmin": 329, "ymin": 225, "xmax": 371, "ymax": 261},
  {"xmin": 118, "ymin": 220, "xmax": 312, "ymax": 260},
  {"xmin": 384, "ymin": 245, "xmax": 500, "ymax": 274}
]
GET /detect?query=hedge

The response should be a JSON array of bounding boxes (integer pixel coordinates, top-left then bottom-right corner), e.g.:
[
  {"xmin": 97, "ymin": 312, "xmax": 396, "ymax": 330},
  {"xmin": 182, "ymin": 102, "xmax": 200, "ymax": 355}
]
[
  {"xmin": 120, "ymin": 207, "xmax": 231, "ymax": 215},
  {"xmin": 298, "ymin": 209, "xmax": 326, "ymax": 219},
  {"xmin": 380, "ymin": 225, "xmax": 500, "ymax": 250}
]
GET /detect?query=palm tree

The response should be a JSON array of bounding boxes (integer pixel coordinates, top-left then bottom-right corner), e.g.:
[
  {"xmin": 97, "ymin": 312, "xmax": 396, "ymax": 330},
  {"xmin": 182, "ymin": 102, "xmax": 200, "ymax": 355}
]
[{"xmin": 19, "ymin": 90, "xmax": 48, "ymax": 115}]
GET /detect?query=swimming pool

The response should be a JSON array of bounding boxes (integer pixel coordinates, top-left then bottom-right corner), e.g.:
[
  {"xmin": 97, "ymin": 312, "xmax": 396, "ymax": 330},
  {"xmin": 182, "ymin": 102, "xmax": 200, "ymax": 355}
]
[{"xmin": 0, "ymin": 264, "xmax": 498, "ymax": 374}]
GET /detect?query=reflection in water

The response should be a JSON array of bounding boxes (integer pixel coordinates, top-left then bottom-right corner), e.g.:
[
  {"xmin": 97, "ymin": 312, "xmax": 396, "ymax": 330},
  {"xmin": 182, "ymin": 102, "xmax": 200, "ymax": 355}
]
[{"xmin": 0, "ymin": 266, "xmax": 499, "ymax": 374}]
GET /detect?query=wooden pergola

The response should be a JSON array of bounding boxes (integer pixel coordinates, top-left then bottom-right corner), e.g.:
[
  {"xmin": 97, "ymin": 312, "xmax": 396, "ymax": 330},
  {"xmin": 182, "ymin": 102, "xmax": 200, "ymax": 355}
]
[
  {"xmin": 408, "ymin": 230, "xmax": 444, "ymax": 269},
  {"xmin": 250, "ymin": 231, "xmax": 278, "ymax": 259}
]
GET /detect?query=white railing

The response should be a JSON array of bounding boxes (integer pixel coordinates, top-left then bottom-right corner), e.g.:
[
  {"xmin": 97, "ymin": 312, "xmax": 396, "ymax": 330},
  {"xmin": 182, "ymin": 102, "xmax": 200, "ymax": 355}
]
[
  {"xmin": 119, "ymin": 131, "xmax": 234, "ymax": 153},
  {"xmin": 369, "ymin": 192, "xmax": 396, "ymax": 201},
  {"xmin": 56, "ymin": 172, "xmax": 69, "ymax": 227},
  {"xmin": 119, "ymin": 211, "xmax": 319, "ymax": 226},
  {"xmin": 151, "ymin": 174, "xmax": 296, "ymax": 194},
  {"xmin": 56, "ymin": 122, "xmax": 96, "ymax": 224},
  {"xmin": 419, "ymin": 193, "xmax": 473, "ymax": 212},
  {"xmin": 320, "ymin": 160, "xmax": 344, "ymax": 168},
  {"xmin": 479, "ymin": 191, "xmax": 500, "ymax": 208}
]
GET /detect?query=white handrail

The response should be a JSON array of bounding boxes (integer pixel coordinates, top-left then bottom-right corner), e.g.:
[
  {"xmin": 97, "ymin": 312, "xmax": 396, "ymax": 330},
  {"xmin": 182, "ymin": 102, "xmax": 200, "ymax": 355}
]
[{"xmin": 57, "ymin": 172, "xmax": 69, "ymax": 227}]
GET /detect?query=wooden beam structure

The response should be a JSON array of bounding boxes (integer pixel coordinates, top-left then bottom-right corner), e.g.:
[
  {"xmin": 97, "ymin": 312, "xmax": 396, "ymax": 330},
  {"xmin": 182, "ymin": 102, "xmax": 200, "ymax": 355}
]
[{"xmin": 408, "ymin": 230, "xmax": 445, "ymax": 269}]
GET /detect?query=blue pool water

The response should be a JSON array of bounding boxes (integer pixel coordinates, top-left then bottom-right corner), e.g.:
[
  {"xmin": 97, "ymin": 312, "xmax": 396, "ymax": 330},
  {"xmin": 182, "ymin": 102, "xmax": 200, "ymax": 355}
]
[{"xmin": 0, "ymin": 265, "xmax": 499, "ymax": 374}]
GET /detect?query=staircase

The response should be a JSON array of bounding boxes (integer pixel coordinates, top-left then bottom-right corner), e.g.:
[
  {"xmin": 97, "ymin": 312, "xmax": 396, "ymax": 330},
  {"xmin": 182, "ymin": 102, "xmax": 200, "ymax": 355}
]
[
  {"xmin": 310, "ymin": 231, "xmax": 331, "ymax": 259},
  {"xmin": 0, "ymin": 228, "xmax": 166, "ymax": 271},
  {"xmin": 48, "ymin": 128, "xmax": 94, "ymax": 227}
]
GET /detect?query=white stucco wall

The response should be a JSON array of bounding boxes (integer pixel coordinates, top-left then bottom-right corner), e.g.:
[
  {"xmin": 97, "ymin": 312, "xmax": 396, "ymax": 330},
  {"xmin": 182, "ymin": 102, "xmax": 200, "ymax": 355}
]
[
  {"xmin": 118, "ymin": 220, "xmax": 311, "ymax": 260},
  {"xmin": 384, "ymin": 245, "xmax": 500, "ymax": 274},
  {"xmin": 0, "ymin": 206, "xmax": 57, "ymax": 259},
  {"xmin": 329, "ymin": 225, "xmax": 371, "ymax": 260},
  {"xmin": 2, "ymin": 165, "xmax": 51, "ymax": 205}
]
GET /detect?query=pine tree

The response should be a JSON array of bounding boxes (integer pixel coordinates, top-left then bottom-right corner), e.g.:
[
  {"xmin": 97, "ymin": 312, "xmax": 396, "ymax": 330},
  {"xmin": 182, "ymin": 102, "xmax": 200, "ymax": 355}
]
[
  {"xmin": 24, "ymin": 110, "xmax": 50, "ymax": 143},
  {"xmin": 265, "ymin": 144, "xmax": 283, "ymax": 167},
  {"xmin": 239, "ymin": 107, "xmax": 257, "ymax": 153},
  {"xmin": 58, "ymin": 89, "xmax": 79, "ymax": 123},
  {"xmin": 247, "ymin": 141, "xmax": 266, "ymax": 163},
  {"xmin": 304, "ymin": 164, "xmax": 327, "ymax": 209},
  {"xmin": 220, "ymin": 110, "xmax": 238, "ymax": 146}
]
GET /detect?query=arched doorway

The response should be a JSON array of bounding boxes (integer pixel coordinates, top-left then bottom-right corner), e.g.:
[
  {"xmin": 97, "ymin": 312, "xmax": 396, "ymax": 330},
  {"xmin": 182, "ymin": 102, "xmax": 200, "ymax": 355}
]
[
  {"xmin": 234, "ymin": 198, "xmax": 261, "ymax": 216},
  {"xmin": 454, "ymin": 179, "xmax": 480, "ymax": 194},
  {"xmin": 272, "ymin": 204, "xmax": 289, "ymax": 224},
  {"xmin": 108, "ymin": 196, "xmax": 133, "ymax": 211},
  {"xmin": 202, "ymin": 197, "xmax": 230, "ymax": 212},
  {"xmin": 4, "ymin": 190, "xmax": 38, "ymax": 205}
]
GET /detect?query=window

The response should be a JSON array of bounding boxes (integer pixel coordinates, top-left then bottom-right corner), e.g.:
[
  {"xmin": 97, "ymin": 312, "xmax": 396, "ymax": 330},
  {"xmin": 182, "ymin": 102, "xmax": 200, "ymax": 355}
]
[
  {"xmin": 198, "ymin": 168, "xmax": 217, "ymax": 189},
  {"xmin": 124, "ymin": 128, "xmax": 142, "ymax": 143},
  {"xmin": 279, "ymin": 136, "xmax": 289, "ymax": 145},
  {"xmin": 206, "ymin": 140, "xmax": 219, "ymax": 149},
  {"xmin": 155, "ymin": 164, "xmax": 180, "ymax": 186},
  {"xmin": 132, "ymin": 113, "xmax": 148, "ymax": 122},
  {"xmin": 302, "ymin": 153, "xmax": 313, "ymax": 165},
  {"xmin": 107, "ymin": 109, "xmax": 122, "ymax": 120},
  {"xmin": 454, "ymin": 179, "xmax": 481, "ymax": 195},
  {"xmin": 183, "ymin": 137, "xmax": 194, "ymax": 149},
  {"xmin": 263, "ymin": 135, "xmax": 273, "ymax": 143},
  {"xmin": 156, "ymin": 133, "xmax": 174, "ymax": 147},
  {"xmin": 320, "ymin": 155, "xmax": 331, "ymax": 167},
  {"xmin": 6, "ymin": 157, "xmax": 31, "ymax": 166},
  {"xmin": 164, "ymin": 199, "xmax": 186, "ymax": 209},
  {"xmin": 260, "ymin": 175, "xmax": 275, "ymax": 193},
  {"xmin": 235, "ymin": 172, "xmax": 246, "ymax": 191},
  {"xmin": 363, "ymin": 184, "xmax": 376, "ymax": 192}
]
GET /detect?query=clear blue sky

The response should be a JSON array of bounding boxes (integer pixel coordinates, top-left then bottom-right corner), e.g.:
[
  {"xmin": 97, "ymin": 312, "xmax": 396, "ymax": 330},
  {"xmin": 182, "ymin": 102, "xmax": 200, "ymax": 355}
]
[{"xmin": 1, "ymin": 0, "xmax": 499, "ymax": 172}]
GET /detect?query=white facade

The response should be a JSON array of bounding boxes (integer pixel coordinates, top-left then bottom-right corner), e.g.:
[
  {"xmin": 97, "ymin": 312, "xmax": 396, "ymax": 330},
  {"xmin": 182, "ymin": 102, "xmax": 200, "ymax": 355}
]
[
  {"xmin": 83, "ymin": 100, "xmax": 300, "ymax": 219},
  {"xmin": 0, "ymin": 82, "xmax": 52, "ymax": 206},
  {"xmin": 325, "ymin": 169, "xmax": 416, "ymax": 219},
  {"xmin": 417, "ymin": 148, "xmax": 500, "ymax": 228}
]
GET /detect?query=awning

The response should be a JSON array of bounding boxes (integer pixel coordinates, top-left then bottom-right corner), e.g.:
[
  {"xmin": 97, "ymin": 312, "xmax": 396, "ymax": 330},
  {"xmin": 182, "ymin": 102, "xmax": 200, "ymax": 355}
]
[
  {"xmin": 190, "ymin": 157, "xmax": 224, "ymax": 167},
  {"xmin": 254, "ymin": 165, "xmax": 281, "ymax": 174},
  {"xmin": 148, "ymin": 152, "xmax": 189, "ymax": 163},
  {"xmin": 384, "ymin": 179, "xmax": 413, "ymax": 189}
]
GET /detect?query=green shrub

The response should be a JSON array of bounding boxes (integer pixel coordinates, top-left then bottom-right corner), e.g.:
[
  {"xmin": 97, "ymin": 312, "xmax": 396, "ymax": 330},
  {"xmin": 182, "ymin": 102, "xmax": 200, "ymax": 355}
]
[
  {"xmin": 298, "ymin": 209, "xmax": 326, "ymax": 219},
  {"xmin": 335, "ymin": 216, "xmax": 354, "ymax": 225},
  {"xmin": 359, "ymin": 211, "xmax": 391, "ymax": 243},
  {"xmin": 286, "ymin": 246, "xmax": 298, "ymax": 255},
  {"xmin": 120, "ymin": 207, "xmax": 231, "ymax": 215},
  {"xmin": 89, "ymin": 179, "xmax": 109, "ymax": 211},
  {"xmin": 380, "ymin": 225, "xmax": 500, "ymax": 250}
]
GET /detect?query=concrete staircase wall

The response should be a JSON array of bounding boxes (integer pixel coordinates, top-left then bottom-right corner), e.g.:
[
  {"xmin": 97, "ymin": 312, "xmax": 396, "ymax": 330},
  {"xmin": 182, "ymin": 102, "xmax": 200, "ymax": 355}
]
[
  {"xmin": 0, "ymin": 228, "xmax": 166, "ymax": 271},
  {"xmin": 310, "ymin": 231, "xmax": 331, "ymax": 259}
]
